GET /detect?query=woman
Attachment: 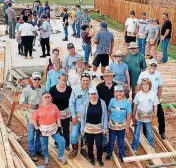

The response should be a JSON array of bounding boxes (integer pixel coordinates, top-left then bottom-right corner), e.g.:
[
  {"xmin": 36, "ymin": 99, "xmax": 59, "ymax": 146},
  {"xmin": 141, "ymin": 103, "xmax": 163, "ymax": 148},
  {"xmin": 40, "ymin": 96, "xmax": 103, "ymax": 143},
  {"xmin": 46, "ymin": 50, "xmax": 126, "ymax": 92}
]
[
  {"xmin": 46, "ymin": 60, "xmax": 65, "ymax": 91},
  {"xmin": 50, "ymin": 74, "xmax": 72, "ymax": 150},
  {"xmin": 44, "ymin": 48, "xmax": 60, "ymax": 80},
  {"xmin": 131, "ymin": 79, "xmax": 159, "ymax": 153},
  {"xmin": 146, "ymin": 19, "xmax": 160, "ymax": 59},
  {"xmin": 32, "ymin": 92, "xmax": 67, "ymax": 165},
  {"xmin": 81, "ymin": 88, "xmax": 107, "ymax": 166},
  {"xmin": 109, "ymin": 51, "xmax": 130, "ymax": 98},
  {"xmin": 81, "ymin": 25, "xmax": 95, "ymax": 67},
  {"xmin": 106, "ymin": 85, "xmax": 131, "ymax": 162},
  {"xmin": 62, "ymin": 8, "xmax": 69, "ymax": 41},
  {"xmin": 18, "ymin": 15, "xmax": 36, "ymax": 59}
]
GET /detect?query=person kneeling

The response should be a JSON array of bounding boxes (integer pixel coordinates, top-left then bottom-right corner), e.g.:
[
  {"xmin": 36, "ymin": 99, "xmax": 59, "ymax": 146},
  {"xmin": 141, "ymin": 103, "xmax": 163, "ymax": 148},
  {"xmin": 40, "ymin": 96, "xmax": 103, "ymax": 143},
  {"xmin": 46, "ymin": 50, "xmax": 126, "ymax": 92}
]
[
  {"xmin": 81, "ymin": 88, "xmax": 108, "ymax": 166},
  {"xmin": 32, "ymin": 92, "xmax": 67, "ymax": 165}
]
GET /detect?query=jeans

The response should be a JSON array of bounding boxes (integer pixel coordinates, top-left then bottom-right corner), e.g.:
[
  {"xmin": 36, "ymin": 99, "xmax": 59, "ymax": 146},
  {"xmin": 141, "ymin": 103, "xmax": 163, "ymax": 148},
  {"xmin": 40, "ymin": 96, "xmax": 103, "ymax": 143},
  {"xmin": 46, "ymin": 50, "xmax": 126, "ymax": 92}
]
[
  {"xmin": 132, "ymin": 120, "xmax": 154, "ymax": 151},
  {"xmin": 102, "ymin": 134, "xmax": 107, "ymax": 147},
  {"xmin": 161, "ymin": 38, "xmax": 170, "ymax": 63},
  {"xmin": 71, "ymin": 21, "xmax": 76, "ymax": 34},
  {"xmin": 27, "ymin": 120, "xmax": 41, "ymax": 155},
  {"xmin": 107, "ymin": 129, "xmax": 125, "ymax": 157},
  {"xmin": 138, "ymin": 38, "xmax": 146, "ymax": 56},
  {"xmin": 71, "ymin": 121, "xmax": 81, "ymax": 144},
  {"xmin": 82, "ymin": 43, "xmax": 91, "ymax": 63},
  {"xmin": 86, "ymin": 133, "xmax": 103, "ymax": 161},
  {"xmin": 76, "ymin": 21, "xmax": 81, "ymax": 37},
  {"xmin": 8, "ymin": 18, "xmax": 16, "ymax": 38},
  {"xmin": 64, "ymin": 26, "xmax": 68, "ymax": 38},
  {"xmin": 40, "ymin": 132, "xmax": 65, "ymax": 157}
]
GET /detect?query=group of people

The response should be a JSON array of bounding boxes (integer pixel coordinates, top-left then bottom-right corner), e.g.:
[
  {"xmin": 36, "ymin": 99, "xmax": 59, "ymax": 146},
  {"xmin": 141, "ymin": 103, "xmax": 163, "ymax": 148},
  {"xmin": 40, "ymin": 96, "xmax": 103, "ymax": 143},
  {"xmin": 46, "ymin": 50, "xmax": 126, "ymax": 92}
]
[{"xmin": 3, "ymin": 0, "xmax": 170, "ymax": 166}]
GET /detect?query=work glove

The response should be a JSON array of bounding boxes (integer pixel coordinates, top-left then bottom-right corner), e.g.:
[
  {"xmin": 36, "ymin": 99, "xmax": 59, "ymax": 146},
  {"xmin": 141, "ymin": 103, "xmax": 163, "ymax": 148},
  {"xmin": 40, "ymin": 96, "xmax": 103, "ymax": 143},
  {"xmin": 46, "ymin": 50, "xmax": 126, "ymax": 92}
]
[
  {"xmin": 36, "ymin": 129, "xmax": 42, "ymax": 137},
  {"xmin": 31, "ymin": 104, "xmax": 39, "ymax": 109},
  {"xmin": 57, "ymin": 127, "xmax": 63, "ymax": 136}
]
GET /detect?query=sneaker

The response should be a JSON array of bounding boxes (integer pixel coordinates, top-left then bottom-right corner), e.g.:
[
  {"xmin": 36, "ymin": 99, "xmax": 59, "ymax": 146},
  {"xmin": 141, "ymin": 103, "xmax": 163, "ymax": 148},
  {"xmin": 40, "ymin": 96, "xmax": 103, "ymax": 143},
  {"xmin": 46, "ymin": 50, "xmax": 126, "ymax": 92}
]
[
  {"xmin": 47, "ymin": 53, "xmax": 50, "ymax": 56},
  {"xmin": 27, "ymin": 56, "xmax": 33, "ymax": 59},
  {"xmin": 33, "ymin": 48, "xmax": 36, "ymax": 51},
  {"xmin": 106, "ymin": 155, "xmax": 111, "ymax": 160},
  {"xmin": 160, "ymin": 133, "xmax": 166, "ymax": 139},
  {"xmin": 65, "ymin": 146, "xmax": 70, "ymax": 151},
  {"xmin": 75, "ymin": 36, "xmax": 80, "ymax": 38},
  {"xmin": 44, "ymin": 157, "xmax": 49, "ymax": 165},
  {"xmin": 72, "ymin": 33, "xmax": 76, "ymax": 36},
  {"xmin": 21, "ymin": 53, "xmax": 25, "ymax": 56},
  {"xmin": 89, "ymin": 159, "xmax": 95, "ymax": 165},
  {"xmin": 98, "ymin": 160, "xmax": 104, "ymax": 167},
  {"xmin": 30, "ymin": 155, "xmax": 38, "ymax": 162},
  {"xmin": 92, "ymin": 75, "xmax": 97, "ymax": 80},
  {"xmin": 58, "ymin": 156, "xmax": 67, "ymax": 165},
  {"xmin": 36, "ymin": 151, "xmax": 43, "ymax": 156},
  {"xmin": 63, "ymin": 37, "xmax": 68, "ymax": 41},
  {"xmin": 40, "ymin": 55, "xmax": 46, "ymax": 58},
  {"xmin": 24, "ymin": 57, "xmax": 27, "ymax": 59}
]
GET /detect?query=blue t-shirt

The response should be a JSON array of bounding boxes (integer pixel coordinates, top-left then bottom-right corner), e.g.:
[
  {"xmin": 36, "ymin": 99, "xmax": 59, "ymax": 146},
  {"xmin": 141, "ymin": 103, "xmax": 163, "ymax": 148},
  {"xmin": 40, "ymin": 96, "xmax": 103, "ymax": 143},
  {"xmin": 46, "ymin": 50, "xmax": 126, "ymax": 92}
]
[
  {"xmin": 108, "ymin": 98, "xmax": 132, "ymax": 122},
  {"xmin": 76, "ymin": 10, "xmax": 82, "ymax": 21},
  {"xmin": 95, "ymin": 29, "xmax": 114, "ymax": 54},
  {"xmin": 109, "ymin": 62, "xmax": 128, "ymax": 83}
]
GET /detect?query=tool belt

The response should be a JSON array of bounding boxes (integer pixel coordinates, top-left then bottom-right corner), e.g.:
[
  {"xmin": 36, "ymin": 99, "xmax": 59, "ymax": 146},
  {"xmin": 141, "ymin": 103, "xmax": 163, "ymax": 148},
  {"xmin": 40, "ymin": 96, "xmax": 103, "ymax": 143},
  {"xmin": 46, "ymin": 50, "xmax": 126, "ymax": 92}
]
[
  {"xmin": 84, "ymin": 123, "xmax": 102, "ymax": 134},
  {"xmin": 109, "ymin": 119, "xmax": 126, "ymax": 130},
  {"xmin": 136, "ymin": 109, "xmax": 153, "ymax": 122},
  {"xmin": 60, "ymin": 108, "xmax": 70, "ymax": 120},
  {"xmin": 127, "ymin": 31, "xmax": 136, "ymax": 37},
  {"xmin": 39, "ymin": 123, "xmax": 57, "ymax": 136}
]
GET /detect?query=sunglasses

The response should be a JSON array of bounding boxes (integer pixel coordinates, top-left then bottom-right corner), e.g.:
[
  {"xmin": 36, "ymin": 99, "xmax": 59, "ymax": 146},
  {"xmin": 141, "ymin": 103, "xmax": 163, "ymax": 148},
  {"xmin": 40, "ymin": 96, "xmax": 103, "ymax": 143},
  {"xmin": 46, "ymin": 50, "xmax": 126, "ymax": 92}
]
[
  {"xmin": 150, "ymin": 64, "xmax": 157, "ymax": 67},
  {"xmin": 81, "ymin": 73, "xmax": 90, "ymax": 78},
  {"xmin": 34, "ymin": 78, "xmax": 41, "ymax": 81}
]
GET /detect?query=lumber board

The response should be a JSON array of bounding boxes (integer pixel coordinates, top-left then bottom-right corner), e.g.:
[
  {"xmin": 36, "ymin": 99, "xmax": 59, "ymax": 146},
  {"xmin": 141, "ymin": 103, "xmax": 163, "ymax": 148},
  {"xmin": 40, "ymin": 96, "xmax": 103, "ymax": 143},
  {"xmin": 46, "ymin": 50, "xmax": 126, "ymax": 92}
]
[
  {"xmin": 130, "ymin": 126, "xmax": 163, "ymax": 165},
  {"xmin": 8, "ymin": 133, "xmax": 37, "ymax": 168},
  {"xmin": 112, "ymin": 152, "xmax": 122, "ymax": 168},
  {"xmin": 15, "ymin": 152, "xmax": 26, "ymax": 168},
  {"xmin": 14, "ymin": 69, "xmax": 28, "ymax": 79},
  {"xmin": 165, "ymin": 114, "xmax": 176, "ymax": 119},
  {"xmin": 6, "ymin": 127, "xmax": 21, "ymax": 141},
  {"xmin": 0, "ymin": 153, "xmax": 6, "ymax": 168},
  {"xmin": 9, "ymin": 70, "xmax": 23, "ymax": 80},
  {"xmin": 125, "ymin": 139, "xmax": 143, "ymax": 168},
  {"xmin": 5, "ymin": 81, "xmax": 17, "ymax": 91},
  {"xmin": 0, "ymin": 112, "xmax": 15, "ymax": 168},
  {"xmin": 123, "ymin": 151, "xmax": 176, "ymax": 162},
  {"xmin": 169, "ymin": 104, "xmax": 176, "ymax": 113}
]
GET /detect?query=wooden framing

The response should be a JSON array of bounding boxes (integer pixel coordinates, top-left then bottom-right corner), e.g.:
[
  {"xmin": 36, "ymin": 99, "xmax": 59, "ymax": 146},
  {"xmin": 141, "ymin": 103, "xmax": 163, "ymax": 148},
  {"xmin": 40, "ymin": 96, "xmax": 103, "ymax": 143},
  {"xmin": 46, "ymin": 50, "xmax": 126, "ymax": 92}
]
[{"xmin": 112, "ymin": 152, "xmax": 122, "ymax": 168}]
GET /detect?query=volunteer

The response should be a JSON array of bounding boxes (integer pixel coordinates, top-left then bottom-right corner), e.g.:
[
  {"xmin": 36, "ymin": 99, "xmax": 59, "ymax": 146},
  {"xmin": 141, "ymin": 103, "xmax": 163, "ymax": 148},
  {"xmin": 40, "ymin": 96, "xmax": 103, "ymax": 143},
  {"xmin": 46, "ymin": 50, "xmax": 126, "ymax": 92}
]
[
  {"xmin": 3, "ymin": 0, "xmax": 9, "ymax": 35},
  {"xmin": 62, "ymin": 8, "xmax": 69, "ymax": 41},
  {"xmin": 19, "ymin": 72, "xmax": 46, "ymax": 161},
  {"xmin": 132, "ymin": 79, "xmax": 159, "ymax": 152},
  {"xmin": 75, "ymin": 5, "xmax": 82, "ymax": 38},
  {"xmin": 46, "ymin": 60, "xmax": 65, "ymax": 91},
  {"xmin": 106, "ymin": 85, "xmax": 132, "ymax": 162},
  {"xmin": 71, "ymin": 7, "xmax": 76, "ymax": 36},
  {"xmin": 137, "ymin": 59, "xmax": 166, "ymax": 139},
  {"xmin": 81, "ymin": 88, "xmax": 107, "ymax": 166},
  {"xmin": 32, "ymin": 92, "xmax": 67, "ymax": 165},
  {"xmin": 69, "ymin": 73, "xmax": 91, "ymax": 158},
  {"xmin": 80, "ymin": 8, "xmax": 91, "ymax": 26}
]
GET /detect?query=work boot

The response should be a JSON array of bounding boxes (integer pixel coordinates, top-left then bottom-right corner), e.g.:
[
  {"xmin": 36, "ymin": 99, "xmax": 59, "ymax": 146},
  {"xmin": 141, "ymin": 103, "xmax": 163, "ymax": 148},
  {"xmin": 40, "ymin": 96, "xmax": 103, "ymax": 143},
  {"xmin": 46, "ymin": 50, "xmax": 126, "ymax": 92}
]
[
  {"xmin": 58, "ymin": 156, "xmax": 67, "ymax": 165},
  {"xmin": 63, "ymin": 37, "xmax": 68, "ymax": 41},
  {"xmin": 72, "ymin": 33, "xmax": 76, "ymax": 36},
  {"xmin": 5, "ymin": 30, "xmax": 8, "ymax": 35},
  {"xmin": 69, "ymin": 143, "xmax": 78, "ymax": 158},
  {"xmin": 98, "ymin": 160, "xmax": 104, "ymax": 167}
]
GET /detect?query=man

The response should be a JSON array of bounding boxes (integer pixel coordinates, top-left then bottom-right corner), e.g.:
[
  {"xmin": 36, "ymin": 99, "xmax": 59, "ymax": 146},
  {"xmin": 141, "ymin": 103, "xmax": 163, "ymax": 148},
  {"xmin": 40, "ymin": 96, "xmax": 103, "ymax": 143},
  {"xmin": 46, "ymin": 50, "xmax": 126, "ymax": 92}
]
[
  {"xmin": 137, "ymin": 59, "xmax": 166, "ymax": 139},
  {"xmin": 62, "ymin": 43, "xmax": 80, "ymax": 72},
  {"xmin": 19, "ymin": 72, "xmax": 46, "ymax": 161},
  {"xmin": 92, "ymin": 22, "xmax": 114, "ymax": 79},
  {"xmin": 80, "ymin": 8, "xmax": 91, "ymax": 26},
  {"xmin": 138, "ymin": 12, "xmax": 148, "ymax": 56},
  {"xmin": 75, "ymin": 5, "xmax": 82, "ymax": 38},
  {"xmin": 40, "ymin": 14, "xmax": 51, "ymax": 58},
  {"xmin": 160, "ymin": 13, "xmax": 172, "ymax": 63},
  {"xmin": 3, "ymin": 0, "xmax": 9, "ymax": 35},
  {"xmin": 96, "ymin": 69, "xmax": 116, "ymax": 152},
  {"xmin": 69, "ymin": 73, "xmax": 91, "ymax": 158},
  {"xmin": 124, "ymin": 11, "xmax": 139, "ymax": 48},
  {"xmin": 21, "ymin": 4, "xmax": 33, "ymax": 17},
  {"xmin": 124, "ymin": 42, "xmax": 146, "ymax": 100},
  {"xmin": 71, "ymin": 7, "xmax": 76, "ymax": 36},
  {"xmin": 6, "ymin": 2, "xmax": 16, "ymax": 39}
]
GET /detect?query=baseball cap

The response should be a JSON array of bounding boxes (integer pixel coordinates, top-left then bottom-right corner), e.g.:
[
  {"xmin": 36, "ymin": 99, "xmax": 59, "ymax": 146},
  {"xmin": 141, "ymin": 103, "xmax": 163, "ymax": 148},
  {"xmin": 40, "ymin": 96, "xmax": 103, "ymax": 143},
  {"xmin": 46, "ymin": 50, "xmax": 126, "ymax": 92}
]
[
  {"xmin": 114, "ymin": 85, "xmax": 124, "ymax": 91},
  {"xmin": 130, "ymin": 10, "xmax": 135, "ymax": 15},
  {"xmin": 83, "ymin": 8, "xmax": 88, "ymax": 11},
  {"xmin": 103, "ymin": 69, "xmax": 114, "ymax": 76},
  {"xmin": 88, "ymin": 88, "xmax": 97, "ymax": 94},
  {"xmin": 67, "ymin": 43, "xmax": 75, "ymax": 49},
  {"xmin": 100, "ymin": 22, "xmax": 107, "ymax": 28},
  {"xmin": 149, "ymin": 59, "xmax": 157, "ymax": 65},
  {"xmin": 32, "ymin": 72, "xmax": 42, "ymax": 79},
  {"xmin": 81, "ymin": 25, "xmax": 89, "ymax": 30}
]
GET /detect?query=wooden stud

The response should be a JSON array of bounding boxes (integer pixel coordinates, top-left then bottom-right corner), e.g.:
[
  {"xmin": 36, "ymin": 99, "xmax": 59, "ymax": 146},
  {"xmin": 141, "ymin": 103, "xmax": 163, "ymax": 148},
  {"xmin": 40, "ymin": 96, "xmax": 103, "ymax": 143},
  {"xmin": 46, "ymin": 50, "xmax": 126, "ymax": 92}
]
[
  {"xmin": 15, "ymin": 152, "xmax": 26, "ymax": 168},
  {"xmin": 14, "ymin": 69, "xmax": 28, "ymax": 79},
  {"xmin": 0, "ymin": 153, "xmax": 5, "ymax": 168},
  {"xmin": 112, "ymin": 152, "xmax": 122, "ymax": 168},
  {"xmin": 9, "ymin": 70, "xmax": 23, "ymax": 80},
  {"xmin": 169, "ymin": 104, "xmax": 176, "ymax": 113}
]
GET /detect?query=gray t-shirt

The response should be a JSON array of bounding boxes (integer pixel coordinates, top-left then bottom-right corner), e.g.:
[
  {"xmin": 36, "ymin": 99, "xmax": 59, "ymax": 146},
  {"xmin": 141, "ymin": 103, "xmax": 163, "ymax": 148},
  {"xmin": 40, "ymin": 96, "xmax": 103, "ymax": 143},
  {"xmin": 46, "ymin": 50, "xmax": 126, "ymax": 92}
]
[
  {"xmin": 138, "ymin": 18, "xmax": 148, "ymax": 37},
  {"xmin": 148, "ymin": 25, "xmax": 160, "ymax": 40},
  {"xmin": 40, "ymin": 20, "xmax": 51, "ymax": 38},
  {"xmin": 95, "ymin": 29, "xmax": 114, "ymax": 54},
  {"xmin": 62, "ymin": 52, "xmax": 80, "ymax": 70}
]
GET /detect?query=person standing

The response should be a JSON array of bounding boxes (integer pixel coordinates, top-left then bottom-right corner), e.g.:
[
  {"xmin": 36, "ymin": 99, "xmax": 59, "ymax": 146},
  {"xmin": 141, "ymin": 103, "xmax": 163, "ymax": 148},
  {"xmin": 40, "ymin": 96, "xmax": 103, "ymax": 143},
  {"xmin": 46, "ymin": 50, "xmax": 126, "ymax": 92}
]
[
  {"xmin": 75, "ymin": 5, "xmax": 82, "ymax": 38},
  {"xmin": 137, "ymin": 59, "xmax": 166, "ymax": 139},
  {"xmin": 39, "ymin": 14, "xmax": 51, "ymax": 58},
  {"xmin": 69, "ymin": 73, "xmax": 91, "ymax": 158},
  {"xmin": 71, "ymin": 7, "xmax": 76, "ymax": 36},
  {"xmin": 19, "ymin": 72, "xmax": 46, "ymax": 161},
  {"xmin": 124, "ymin": 42, "xmax": 147, "ymax": 100},
  {"xmin": 81, "ymin": 88, "xmax": 107, "ymax": 166},
  {"xmin": 106, "ymin": 85, "xmax": 132, "ymax": 162},
  {"xmin": 49, "ymin": 74, "xmax": 72, "ymax": 151},
  {"xmin": 160, "ymin": 13, "xmax": 172, "ymax": 63},
  {"xmin": 6, "ymin": 3, "xmax": 16, "ymax": 39},
  {"xmin": 80, "ymin": 8, "xmax": 91, "ymax": 26},
  {"xmin": 124, "ymin": 11, "xmax": 139, "ymax": 48},
  {"xmin": 62, "ymin": 8, "xmax": 69, "ymax": 41},
  {"xmin": 21, "ymin": 4, "xmax": 33, "ymax": 17},
  {"xmin": 92, "ymin": 22, "xmax": 114, "ymax": 78},
  {"xmin": 3, "ymin": 0, "xmax": 9, "ymax": 35},
  {"xmin": 18, "ymin": 16, "xmax": 36, "ymax": 59},
  {"xmin": 138, "ymin": 12, "xmax": 148, "ymax": 56},
  {"xmin": 132, "ymin": 79, "xmax": 159, "ymax": 152}
]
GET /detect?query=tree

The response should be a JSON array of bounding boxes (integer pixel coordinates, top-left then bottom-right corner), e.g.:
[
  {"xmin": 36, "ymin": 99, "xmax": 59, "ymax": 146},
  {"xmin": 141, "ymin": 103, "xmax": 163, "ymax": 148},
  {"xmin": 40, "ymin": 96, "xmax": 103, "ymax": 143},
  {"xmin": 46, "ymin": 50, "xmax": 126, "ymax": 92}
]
[{"xmin": 78, "ymin": 0, "xmax": 84, "ymax": 7}]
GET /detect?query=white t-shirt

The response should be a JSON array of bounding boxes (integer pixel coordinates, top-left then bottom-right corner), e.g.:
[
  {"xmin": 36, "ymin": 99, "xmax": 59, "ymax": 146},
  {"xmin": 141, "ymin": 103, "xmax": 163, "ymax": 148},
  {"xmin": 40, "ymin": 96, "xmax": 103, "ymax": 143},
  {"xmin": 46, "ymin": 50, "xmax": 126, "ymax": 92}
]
[
  {"xmin": 137, "ymin": 70, "xmax": 163, "ymax": 94},
  {"xmin": 125, "ymin": 17, "xmax": 139, "ymax": 33},
  {"xmin": 134, "ymin": 90, "xmax": 159, "ymax": 122},
  {"xmin": 18, "ymin": 23, "xmax": 35, "ymax": 36}
]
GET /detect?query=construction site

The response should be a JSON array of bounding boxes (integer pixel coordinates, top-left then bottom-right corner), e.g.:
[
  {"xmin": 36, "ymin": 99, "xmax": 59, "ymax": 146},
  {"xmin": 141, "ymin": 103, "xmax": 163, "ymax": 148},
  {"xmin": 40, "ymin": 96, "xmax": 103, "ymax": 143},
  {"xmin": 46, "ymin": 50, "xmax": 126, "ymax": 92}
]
[{"xmin": 0, "ymin": 1, "xmax": 176, "ymax": 168}]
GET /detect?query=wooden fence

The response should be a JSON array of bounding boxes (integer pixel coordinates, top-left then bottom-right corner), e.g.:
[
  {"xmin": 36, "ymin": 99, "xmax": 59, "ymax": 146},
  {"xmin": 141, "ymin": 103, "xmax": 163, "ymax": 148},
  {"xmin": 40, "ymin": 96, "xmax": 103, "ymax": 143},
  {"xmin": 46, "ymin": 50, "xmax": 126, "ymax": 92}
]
[{"xmin": 94, "ymin": 0, "xmax": 176, "ymax": 45}]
